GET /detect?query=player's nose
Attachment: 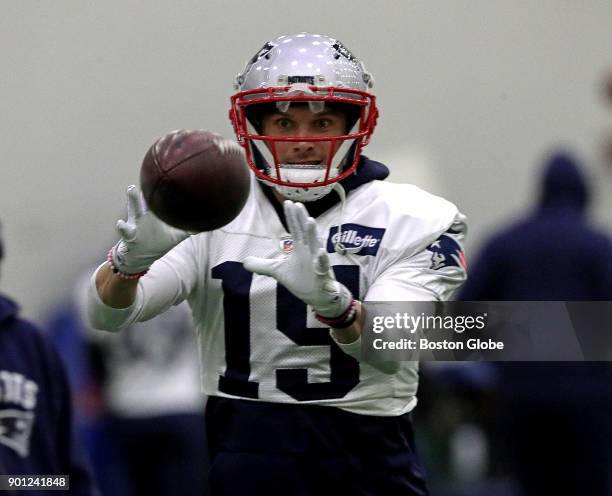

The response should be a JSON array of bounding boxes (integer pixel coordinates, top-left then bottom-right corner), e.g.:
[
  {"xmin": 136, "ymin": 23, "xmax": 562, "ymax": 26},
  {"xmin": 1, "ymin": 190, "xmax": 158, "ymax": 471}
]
[
  {"xmin": 291, "ymin": 127, "xmax": 315, "ymax": 153},
  {"xmin": 291, "ymin": 140, "xmax": 315, "ymax": 153}
]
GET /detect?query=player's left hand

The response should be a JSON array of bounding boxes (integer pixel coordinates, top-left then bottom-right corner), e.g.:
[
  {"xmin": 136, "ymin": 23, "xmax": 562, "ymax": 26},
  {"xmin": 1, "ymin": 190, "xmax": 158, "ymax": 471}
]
[{"xmin": 244, "ymin": 200, "xmax": 353, "ymax": 318}]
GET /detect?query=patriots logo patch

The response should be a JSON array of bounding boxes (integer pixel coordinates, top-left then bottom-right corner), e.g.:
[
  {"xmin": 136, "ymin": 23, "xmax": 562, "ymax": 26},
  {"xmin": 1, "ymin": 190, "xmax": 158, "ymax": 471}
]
[
  {"xmin": 426, "ymin": 231, "xmax": 467, "ymax": 271},
  {"xmin": 327, "ymin": 224, "xmax": 385, "ymax": 256},
  {"xmin": 0, "ymin": 409, "xmax": 35, "ymax": 458}
]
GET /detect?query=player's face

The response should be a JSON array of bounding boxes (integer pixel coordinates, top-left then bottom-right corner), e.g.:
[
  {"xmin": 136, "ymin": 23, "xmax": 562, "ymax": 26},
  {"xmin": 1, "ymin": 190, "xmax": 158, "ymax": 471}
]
[{"xmin": 260, "ymin": 104, "xmax": 347, "ymax": 165}]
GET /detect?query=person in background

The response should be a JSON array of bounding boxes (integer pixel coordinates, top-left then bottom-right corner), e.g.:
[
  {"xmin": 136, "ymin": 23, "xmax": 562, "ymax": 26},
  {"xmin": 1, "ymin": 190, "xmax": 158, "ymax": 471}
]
[
  {"xmin": 45, "ymin": 263, "xmax": 208, "ymax": 496},
  {"xmin": 459, "ymin": 152, "xmax": 612, "ymax": 496},
  {"xmin": 0, "ymin": 223, "xmax": 99, "ymax": 495}
]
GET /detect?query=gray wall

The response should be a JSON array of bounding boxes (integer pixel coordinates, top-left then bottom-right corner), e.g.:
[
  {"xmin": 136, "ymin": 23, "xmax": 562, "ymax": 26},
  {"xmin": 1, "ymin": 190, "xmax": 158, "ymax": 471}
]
[{"xmin": 1, "ymin": 1, "xmax": 611, "ymax": 321}]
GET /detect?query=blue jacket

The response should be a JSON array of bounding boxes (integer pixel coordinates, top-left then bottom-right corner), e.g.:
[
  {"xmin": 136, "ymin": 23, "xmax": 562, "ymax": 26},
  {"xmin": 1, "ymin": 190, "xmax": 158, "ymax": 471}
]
[
  {"xmin": 460, "ymin": 153, "xmax": 612, "ymax": 300},
  {"xmin": 459, "ymin": 153, "xmax": 612, "ymax": 401},
  {"xmin": 0, "ymin": 294, "xmax": 97, "ymax": 495}
]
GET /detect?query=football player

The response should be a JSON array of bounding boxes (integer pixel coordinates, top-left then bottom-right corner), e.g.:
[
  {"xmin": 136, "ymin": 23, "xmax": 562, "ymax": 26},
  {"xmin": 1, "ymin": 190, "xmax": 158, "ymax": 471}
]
[{"xmin": 88, "ymin": 33, "xmax": 467, "ymax": 495}]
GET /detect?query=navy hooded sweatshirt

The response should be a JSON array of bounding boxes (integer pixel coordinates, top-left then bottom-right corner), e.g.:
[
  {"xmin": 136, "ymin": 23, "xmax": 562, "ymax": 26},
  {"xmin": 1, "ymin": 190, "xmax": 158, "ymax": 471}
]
[
  {"xmin": 460, "ymin": 152, "xmax": 612, "ymax": 300},
  {"xmin": 0, "ymin": 294, "xmax": 97, "ymax": 495},
  {"xmin": 459, "ymin": 152, "xmax": 612, "ymax": 400}
]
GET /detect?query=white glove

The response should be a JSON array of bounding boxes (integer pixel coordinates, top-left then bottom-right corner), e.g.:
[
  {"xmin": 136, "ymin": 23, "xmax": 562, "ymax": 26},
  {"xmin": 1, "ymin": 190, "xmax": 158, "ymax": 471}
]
[
  {"xmin": 109, "ymin": 185, "xmax": 190, "ymax": 274},
  {"xmin": 244, "ymin": 201, "xmax": 353, "ymax": 318}
]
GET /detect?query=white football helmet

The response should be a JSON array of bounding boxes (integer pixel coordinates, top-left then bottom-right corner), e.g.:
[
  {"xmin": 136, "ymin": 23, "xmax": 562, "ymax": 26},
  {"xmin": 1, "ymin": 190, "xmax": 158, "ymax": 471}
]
[{"xmin": 230, "ymin": 33, "xmax": 378, "ymax": 202}]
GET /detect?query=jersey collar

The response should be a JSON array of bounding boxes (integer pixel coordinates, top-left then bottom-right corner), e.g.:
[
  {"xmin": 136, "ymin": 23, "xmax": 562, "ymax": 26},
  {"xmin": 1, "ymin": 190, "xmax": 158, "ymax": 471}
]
[{"xmin": 260, "ymin": 156, "xmax": 389, "ymax": 228}]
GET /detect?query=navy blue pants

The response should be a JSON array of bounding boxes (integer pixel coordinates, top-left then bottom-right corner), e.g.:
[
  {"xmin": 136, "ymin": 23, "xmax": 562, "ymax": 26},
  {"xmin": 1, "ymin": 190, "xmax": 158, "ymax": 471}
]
[
  {"xmin": 111, "ymin": 414, "xmax": 209, "ymax": 496},
  {"xmin": 206, "ymin": 397, "xmax": 429, "ymax": 496}
]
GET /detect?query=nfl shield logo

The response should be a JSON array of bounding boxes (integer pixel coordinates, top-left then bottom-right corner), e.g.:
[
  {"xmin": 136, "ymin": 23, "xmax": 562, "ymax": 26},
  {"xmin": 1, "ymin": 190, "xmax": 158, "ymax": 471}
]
[{"xmin": 280, "ymin": 235, "xmax": 293, "ymax": 253}]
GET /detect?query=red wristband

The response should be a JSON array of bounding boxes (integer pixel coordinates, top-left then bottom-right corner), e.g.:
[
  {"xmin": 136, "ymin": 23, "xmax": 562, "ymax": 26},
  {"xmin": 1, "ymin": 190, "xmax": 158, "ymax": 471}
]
[
  {"xmin": 107, "ymin": 249, "xmax": 148, "ymax": 280},
  {"xmin": 315, "ymin": 299, "xmax": 358, "ymax": 329}
]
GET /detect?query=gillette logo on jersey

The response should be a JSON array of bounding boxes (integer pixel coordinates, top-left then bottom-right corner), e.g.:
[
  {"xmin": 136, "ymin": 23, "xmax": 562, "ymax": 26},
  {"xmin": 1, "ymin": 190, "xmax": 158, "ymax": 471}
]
[
  {"xmin": 327, "ymin": 224, "xmax": 385, "ymax": 256},
  {"xmin": 426, "ymin": 229, "xmax": 467, "ymax": 271}
]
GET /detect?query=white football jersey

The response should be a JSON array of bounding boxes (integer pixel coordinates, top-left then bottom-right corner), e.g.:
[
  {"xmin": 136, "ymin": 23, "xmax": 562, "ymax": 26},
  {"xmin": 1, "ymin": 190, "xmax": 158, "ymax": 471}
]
[{"xmin": 89, "ymin": 174, "xmax": 466, "ymax": 416}]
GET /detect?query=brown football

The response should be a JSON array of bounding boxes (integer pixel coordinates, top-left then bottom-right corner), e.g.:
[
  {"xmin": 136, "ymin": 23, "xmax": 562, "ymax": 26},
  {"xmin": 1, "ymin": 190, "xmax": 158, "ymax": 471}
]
[{"xmin": 140, "ymin": 129, "xmax": 250, "ymax": 232}]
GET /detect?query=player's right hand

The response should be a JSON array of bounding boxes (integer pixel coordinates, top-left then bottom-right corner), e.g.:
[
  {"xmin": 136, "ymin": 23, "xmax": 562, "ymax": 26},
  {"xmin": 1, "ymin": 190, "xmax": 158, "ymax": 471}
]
[{"xmin": 109, "ymin": 185, "xmax": 191, "ymax": 275}]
